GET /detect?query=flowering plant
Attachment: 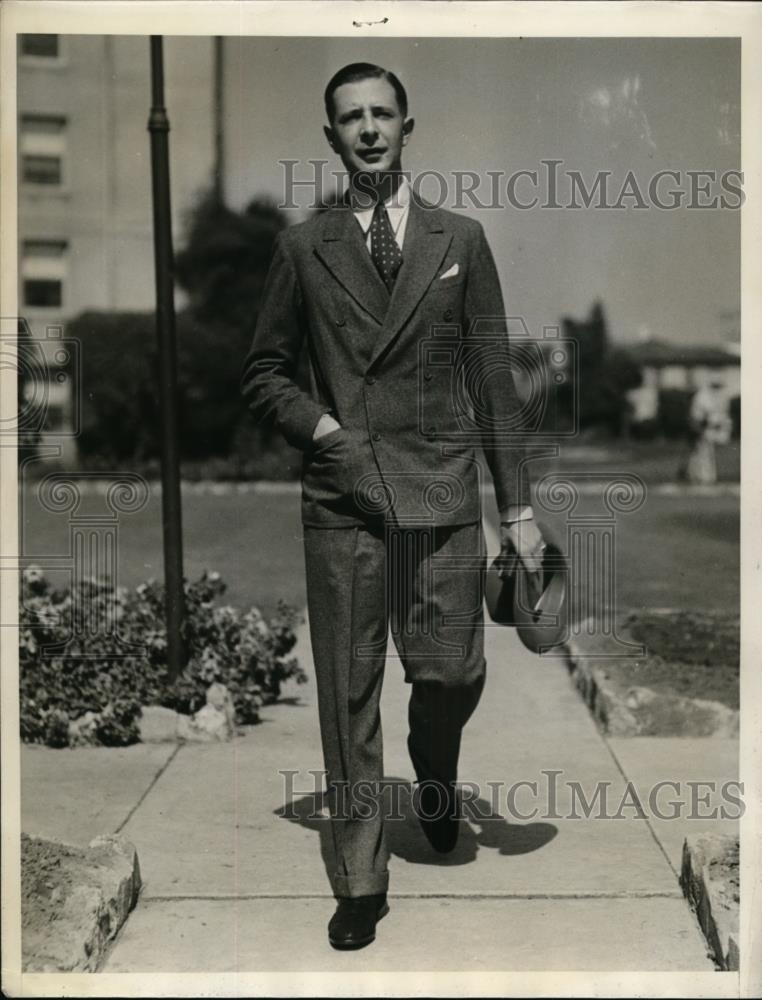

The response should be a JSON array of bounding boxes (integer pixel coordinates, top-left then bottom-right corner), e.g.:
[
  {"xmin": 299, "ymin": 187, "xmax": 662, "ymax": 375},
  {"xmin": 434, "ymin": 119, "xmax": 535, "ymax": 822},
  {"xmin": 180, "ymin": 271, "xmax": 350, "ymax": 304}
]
[{"xmin": 20, "ymin": 567, "xmax": 305, "ymax": 747}]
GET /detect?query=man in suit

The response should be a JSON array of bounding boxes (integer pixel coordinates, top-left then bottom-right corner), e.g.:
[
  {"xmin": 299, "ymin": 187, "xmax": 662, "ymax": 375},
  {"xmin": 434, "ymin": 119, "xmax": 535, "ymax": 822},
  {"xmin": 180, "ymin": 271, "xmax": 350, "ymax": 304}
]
[{"xmin": 241, "ymin": 62, "xmax": 545, "ymax": 949}]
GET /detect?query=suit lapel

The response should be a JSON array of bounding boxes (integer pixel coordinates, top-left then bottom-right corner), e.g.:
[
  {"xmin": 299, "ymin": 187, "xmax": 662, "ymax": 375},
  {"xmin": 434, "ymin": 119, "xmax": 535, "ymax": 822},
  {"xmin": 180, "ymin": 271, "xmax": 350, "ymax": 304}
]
[
  {"xmin": 367, "ymin": 198, "xmax": 453, "ymax": 370},
  {"xmin": 314, "ymin": 207, "xmax": 389, "ymax": 324}
]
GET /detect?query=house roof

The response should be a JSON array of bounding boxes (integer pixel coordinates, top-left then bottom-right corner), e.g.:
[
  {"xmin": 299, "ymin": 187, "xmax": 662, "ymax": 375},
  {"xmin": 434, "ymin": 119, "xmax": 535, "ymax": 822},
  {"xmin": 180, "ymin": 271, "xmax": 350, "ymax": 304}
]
[{"xmin": 624, "ymin": 338, "xmax": 740, "ymax": 368}]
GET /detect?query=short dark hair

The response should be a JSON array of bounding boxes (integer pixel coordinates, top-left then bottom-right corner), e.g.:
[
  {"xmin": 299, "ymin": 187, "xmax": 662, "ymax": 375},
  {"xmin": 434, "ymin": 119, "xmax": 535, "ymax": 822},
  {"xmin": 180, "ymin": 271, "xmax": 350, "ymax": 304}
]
[{"xmin": 324, "ymin": 62, "xmax": 408, "ymax": 123}]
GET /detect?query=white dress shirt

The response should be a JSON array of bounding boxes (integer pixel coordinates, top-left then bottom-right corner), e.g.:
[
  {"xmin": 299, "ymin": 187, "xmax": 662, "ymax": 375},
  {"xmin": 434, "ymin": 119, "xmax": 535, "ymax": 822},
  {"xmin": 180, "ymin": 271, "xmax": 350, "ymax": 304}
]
[{"xmin": 351, "ymin": 177, "xmax": 411, "ymax": 252}]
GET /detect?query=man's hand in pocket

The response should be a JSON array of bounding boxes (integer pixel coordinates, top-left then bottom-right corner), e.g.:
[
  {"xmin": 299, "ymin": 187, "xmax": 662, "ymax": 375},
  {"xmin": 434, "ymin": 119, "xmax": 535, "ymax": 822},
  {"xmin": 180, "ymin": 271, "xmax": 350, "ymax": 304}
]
[{"xmin": 312, "ymin": 413, "xmax": 342, "ymax": 442}]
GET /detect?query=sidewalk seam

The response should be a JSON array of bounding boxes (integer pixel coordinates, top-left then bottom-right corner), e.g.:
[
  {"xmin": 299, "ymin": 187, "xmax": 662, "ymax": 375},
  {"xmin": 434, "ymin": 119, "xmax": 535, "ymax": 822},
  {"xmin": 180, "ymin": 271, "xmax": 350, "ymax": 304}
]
[
  {"xmin": 560, "ymin": 629, "xmax": 683, "ymax": 881},
  {"xmin": 114, "ymin": 743, "xmax": 183, "ymax": 835},
  {"xmin": 599, "ymin": 736, "xmax": 679, "ymax": 879},
  {"xmin": 139, "ymin": 890, "xmax": 684, "ymax": 902}
]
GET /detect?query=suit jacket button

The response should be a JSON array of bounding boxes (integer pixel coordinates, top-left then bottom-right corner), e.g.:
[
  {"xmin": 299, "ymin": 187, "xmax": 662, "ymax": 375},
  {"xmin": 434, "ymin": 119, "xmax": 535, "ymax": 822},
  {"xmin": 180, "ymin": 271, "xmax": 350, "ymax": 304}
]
[
  {"xmin": 443, "ymin": 309, "xmax": 453, "ymax": 321},
  {"xmin": 423, "ymin": 372, "xmax": 433, "ymax": 382},
  {"xmin": 336, "ymin": 317, "xmax": 346, "ymax": 327},
  {"xmin": 372, "ymin": 432, "xmax": 381, "ymax": 442},
  {"xmin": 365, "ymin": 375, "xmax": 376, "ymax": 385}
]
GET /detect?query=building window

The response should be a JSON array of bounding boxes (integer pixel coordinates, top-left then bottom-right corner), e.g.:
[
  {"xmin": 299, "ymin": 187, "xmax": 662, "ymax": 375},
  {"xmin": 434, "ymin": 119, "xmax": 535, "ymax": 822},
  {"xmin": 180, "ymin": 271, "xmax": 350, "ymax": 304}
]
[
  {"xmin": 24, "ymin": 240, "xmax": 68, "ymax": 259},
  {"xmin": 24, "ymin": 279, "xmax": 62, "ymax": 308},
  {"xmin": 22, "ymin": 239, "xmax": 68, "ymax": 311},
  {"xmin": 22, "ymin": 155, "xmax": 62, "ymax": 185},
  {"xmin": 20, "ymin": 113, "xmax": 66, "ymax": 135},
  {"xmin": 20, "ymin": 35, "xmax": 60, "ymax": 59},
  {"xmin": 20, "ymin": 114, "xmax": 67, "ymax": 189}
]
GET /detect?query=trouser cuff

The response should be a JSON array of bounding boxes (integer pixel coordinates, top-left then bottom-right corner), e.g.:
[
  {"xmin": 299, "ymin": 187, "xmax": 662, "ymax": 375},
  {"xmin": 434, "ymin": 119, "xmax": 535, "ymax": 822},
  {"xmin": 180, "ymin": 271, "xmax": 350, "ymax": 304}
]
[{"xmin": 333, "ymin": 869, "xmax": 390, "ymax": 898}]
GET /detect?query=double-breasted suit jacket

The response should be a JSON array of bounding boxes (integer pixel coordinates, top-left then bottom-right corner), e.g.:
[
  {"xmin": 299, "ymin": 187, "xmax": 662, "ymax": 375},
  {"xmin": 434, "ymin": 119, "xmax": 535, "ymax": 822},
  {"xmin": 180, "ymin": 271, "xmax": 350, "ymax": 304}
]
[
  {"xmin": 241, "ymin": 194, "xmax": 530, "ymax": 528},
  {"xmin": 242, "ymin": 193, "xmax": 526, "ymax": 897}
]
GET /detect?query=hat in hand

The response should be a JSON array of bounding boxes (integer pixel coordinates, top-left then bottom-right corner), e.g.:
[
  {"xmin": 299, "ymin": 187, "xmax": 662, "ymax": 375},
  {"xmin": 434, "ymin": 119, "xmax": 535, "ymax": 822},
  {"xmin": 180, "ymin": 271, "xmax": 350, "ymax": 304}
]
[{"xmin": 485, "ymin": 531, "xmax": 569, "ymax": 653}]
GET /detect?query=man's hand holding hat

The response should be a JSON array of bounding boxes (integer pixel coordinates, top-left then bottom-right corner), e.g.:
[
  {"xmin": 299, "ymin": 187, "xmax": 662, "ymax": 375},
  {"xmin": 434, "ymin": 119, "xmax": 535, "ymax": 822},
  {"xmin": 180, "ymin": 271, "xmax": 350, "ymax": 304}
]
[{"xmin": 500, "ymin": 506, "xmax": 546, "ymax": 575}]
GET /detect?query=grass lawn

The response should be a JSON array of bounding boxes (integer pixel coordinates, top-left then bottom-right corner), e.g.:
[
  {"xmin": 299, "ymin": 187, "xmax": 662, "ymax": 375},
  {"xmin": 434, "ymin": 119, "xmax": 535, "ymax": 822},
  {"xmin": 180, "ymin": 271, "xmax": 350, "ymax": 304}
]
[
  {"xmin": 486, "ymin": 489, "xmax": 738, "ymax": 620},
  {"xmin": 21, "ymin": 476, "xmax": 738, "ymax": 625},
  {"xmin": 20, "ymin": 486, "xmax": 307, "ymax": 621},
  {"xmin": 622, "ymin": 610, "xmax": 739, "ymax": 709},
  {"xmin": 533, "ymin": 438, "xmax": 740, "ymax": 485}
]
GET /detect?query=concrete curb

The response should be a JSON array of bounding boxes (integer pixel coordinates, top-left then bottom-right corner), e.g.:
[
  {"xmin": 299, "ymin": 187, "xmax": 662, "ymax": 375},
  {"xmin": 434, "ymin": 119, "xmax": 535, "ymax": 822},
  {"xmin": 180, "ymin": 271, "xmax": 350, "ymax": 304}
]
[
  {"xmin": 680, "ymin": 833, "xmax": 739, "ymax": 970},
  {"xmin": 563, "ymin": 633, "xmax": 739, "ymax": 738},
  {"xmin": 21, "ymin": 833, "xmax": 141, "ymax": 972},
  {"xmin": 563, "ymin": 635, "xmax": 740, "ymax": 972},
  {"xmin": 564, "ymin": 637, "xmax": 638, "ymax": 735}
]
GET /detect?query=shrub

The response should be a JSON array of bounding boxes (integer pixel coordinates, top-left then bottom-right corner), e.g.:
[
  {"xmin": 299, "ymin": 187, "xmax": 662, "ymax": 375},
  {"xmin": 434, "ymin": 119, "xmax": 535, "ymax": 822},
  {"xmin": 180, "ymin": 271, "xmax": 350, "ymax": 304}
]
[
  {"xmin": 657, "ymin": 388, "xmax": 694, "ymax": 439},
  {"xmin": 68, "ymin": 309, "xmax": 251, "ymax": 465},
  {"xmin": 629, "ymin": 417, "xmax": 659, "ymax": 441},
  {"xmin": 730, "ymin": 395, "xmax": 740, "ymax": 439},
  {"xmin": 19, "ymin": 566, "xmax": 305, "ymax": 748},
  {"xmin": 65, "ymin": 308, "xmax": 306, "ymax": 481},
  {"xmin": 561, "ymin": 302, "xmax": 642, "ymax": 435},
  {"xmin": 64, "ymin": 193, "xmax": 297, "ymax": 476}
]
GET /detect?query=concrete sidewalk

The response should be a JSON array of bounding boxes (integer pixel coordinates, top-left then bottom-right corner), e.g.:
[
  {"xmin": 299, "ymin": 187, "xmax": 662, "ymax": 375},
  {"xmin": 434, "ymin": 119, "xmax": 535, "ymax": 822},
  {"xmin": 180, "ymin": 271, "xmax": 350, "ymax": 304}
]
[{"xmin": 20, "ymin": 525, "xmax": 737, "ymax": 972}]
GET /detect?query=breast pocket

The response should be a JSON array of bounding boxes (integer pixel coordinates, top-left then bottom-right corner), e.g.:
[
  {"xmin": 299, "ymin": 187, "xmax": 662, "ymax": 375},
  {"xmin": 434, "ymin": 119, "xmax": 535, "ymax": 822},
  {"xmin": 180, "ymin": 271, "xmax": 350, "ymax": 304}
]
[
  {"xmin": 430, "ymin": 274, "xmax": 466, "ymax": 294},
  {"xmin": 424, "ymin": 274, "xmax": 467, "ymax": 324}
]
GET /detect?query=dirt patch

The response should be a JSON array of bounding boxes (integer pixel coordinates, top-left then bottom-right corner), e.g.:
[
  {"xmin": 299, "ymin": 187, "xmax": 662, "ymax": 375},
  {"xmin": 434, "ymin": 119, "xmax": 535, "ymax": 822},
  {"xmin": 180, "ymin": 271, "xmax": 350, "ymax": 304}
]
[
  {"xmin": 22, "ymin": 834, "xmax": 82, "ymax": 936},
  {"xmin": 567, "ymin": 610, "xmax": 739, "ymax": 736},
  {"xmin": 21, "ymin": 832, "xmax": 141, "ymax": 972},
  {"xmin": 708, "ymin": 839, "xmax": 739, "ymax": 909},
  {"xmin": 620, "ymin": 611, "xmax": 739, "ymax": 709}
]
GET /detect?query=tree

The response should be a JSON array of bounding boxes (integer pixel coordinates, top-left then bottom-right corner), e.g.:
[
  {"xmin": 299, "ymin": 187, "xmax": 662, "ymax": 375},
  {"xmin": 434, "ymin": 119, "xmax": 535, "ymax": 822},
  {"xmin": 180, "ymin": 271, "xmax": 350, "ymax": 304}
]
[
  {"xmin": 174, "ymin": 189, "xmax": 286, "ymax": 331},
  {"xmin": 174, "ymin": 190, "xmax": 303, "ymax": 472},
  {"xmin": 68, "ymin": 189, "xmax": 304, "ymax": 476},
  {"xmin": 561, "ymin": 301, "xmax": 641, "ymax": 436}
]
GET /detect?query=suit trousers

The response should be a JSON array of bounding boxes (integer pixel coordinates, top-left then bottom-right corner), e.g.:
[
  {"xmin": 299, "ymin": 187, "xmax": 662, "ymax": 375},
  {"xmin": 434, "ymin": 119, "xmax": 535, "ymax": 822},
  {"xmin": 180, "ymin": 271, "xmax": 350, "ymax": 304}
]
[{"xmin": 303, "ymin": 518, "xmax": 487, "ymax": 898}]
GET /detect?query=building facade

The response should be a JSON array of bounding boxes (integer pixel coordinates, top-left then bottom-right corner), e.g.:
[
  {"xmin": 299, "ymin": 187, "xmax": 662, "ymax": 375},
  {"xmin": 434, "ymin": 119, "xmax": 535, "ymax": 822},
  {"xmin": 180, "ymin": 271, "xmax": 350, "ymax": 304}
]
[
  {"xmin": 626, "ymin": 338, "xmax": 741, "ymax": 426},
  {"xmin": 18, "ymin": 33, "xmax": 216, "ymax": 459}
]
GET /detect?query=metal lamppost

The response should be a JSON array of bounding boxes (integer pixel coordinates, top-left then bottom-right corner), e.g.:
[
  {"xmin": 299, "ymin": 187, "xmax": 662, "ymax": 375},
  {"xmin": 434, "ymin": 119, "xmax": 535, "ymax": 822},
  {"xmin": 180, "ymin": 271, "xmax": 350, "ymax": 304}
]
[
  {"xmin": 147, "ymin": 35, "xmax": 185, "ymax": 681},
  {"xmin": 213, "ymin": 36, "xmax": 225, "ymax": 205}
]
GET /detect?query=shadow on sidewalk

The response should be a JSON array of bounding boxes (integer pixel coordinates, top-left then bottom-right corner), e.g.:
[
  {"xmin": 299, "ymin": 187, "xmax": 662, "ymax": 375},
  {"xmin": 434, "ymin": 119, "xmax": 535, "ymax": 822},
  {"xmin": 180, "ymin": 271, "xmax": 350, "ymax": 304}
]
[{"xmin": 274, "ymin": 777, "xmax": 557, "ymax": 884}]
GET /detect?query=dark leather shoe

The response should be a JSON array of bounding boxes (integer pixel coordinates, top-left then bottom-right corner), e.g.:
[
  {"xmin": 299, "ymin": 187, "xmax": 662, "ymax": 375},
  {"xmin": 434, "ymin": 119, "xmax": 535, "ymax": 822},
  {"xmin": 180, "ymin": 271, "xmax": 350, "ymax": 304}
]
[
  {"xmin": 415, "ymin": 781, "xmax": 460, "ymax": 854},
  {"xmin": 328, "ymin": 893, "xmax": 389, "ymax": 950}
]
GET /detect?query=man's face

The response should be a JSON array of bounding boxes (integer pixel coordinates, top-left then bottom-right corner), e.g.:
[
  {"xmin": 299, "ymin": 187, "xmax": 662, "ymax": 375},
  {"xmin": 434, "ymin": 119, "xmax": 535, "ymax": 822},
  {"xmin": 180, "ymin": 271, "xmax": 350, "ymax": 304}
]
[{"xmin": 324, "ymin": 77, "xmax": 413, "ymax": 177}]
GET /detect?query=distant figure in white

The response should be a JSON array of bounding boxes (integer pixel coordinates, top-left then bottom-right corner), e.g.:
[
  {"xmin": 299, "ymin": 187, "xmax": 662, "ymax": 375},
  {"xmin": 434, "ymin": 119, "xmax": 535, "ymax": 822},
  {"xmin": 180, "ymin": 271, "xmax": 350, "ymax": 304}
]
[{"xmin": 687, "ymin": 377, "xmax": 732, "ymax": 485}]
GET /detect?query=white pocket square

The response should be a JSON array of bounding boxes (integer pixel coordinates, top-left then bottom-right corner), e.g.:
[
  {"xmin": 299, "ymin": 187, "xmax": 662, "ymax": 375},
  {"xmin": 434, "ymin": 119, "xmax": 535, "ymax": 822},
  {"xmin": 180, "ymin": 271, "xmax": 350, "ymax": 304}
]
[{"xmin": 439, "ymin": 263, "xmax": 459, "ymax": 280}]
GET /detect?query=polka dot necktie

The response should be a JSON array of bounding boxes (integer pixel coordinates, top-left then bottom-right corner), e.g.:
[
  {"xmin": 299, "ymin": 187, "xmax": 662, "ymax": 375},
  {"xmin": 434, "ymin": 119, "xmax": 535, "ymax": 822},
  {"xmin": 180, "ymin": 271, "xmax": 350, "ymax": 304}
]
[{"xmin": 370, "ymin": 201, "xmax": 403, "ymax": 291}]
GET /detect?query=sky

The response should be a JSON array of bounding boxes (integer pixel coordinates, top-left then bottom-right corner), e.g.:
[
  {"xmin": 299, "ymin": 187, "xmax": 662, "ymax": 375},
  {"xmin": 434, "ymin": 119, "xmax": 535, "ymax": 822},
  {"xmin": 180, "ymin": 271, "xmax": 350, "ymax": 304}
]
[{"xmin": 221, "ymin": 36, "xmax": 741, "ymax": 348}]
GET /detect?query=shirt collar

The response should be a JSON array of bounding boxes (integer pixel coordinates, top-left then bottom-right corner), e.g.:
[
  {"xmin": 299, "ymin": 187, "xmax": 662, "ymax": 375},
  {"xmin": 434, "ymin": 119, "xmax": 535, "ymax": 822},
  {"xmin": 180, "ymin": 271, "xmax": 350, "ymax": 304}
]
[{"xmin": 351, "ymin": 177, "xmax": 411, "ymax": 236}]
